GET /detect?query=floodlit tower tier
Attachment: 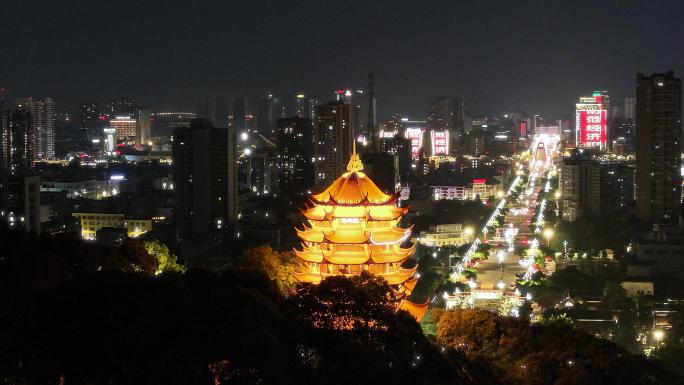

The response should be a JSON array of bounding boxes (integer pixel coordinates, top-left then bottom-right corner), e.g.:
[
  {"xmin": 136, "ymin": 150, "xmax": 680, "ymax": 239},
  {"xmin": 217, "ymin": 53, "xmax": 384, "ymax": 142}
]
[{"xmin": 293, "ymin": 145, "xmax": 428, "ymax": 320}]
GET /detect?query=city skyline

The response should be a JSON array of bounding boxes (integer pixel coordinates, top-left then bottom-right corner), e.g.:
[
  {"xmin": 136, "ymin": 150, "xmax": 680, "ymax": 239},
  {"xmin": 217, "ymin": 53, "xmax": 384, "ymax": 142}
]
[{"xmin": 2, "ymin": 1, "xmax": 683, "ymax": 119}]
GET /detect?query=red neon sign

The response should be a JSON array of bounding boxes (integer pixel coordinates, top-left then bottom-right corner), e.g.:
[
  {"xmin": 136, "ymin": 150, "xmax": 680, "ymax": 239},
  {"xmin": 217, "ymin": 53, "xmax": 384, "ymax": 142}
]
[
  {"xmin": 577, "ymin": 109, "xmax": 606, "ymax": 149},
  {"xmin": 405, "ymin": 128, "xmax": 424, "ymax": 158},
  {"xmin": 431, "ymin": 130, "xmax": 449, "ymax": 156}
]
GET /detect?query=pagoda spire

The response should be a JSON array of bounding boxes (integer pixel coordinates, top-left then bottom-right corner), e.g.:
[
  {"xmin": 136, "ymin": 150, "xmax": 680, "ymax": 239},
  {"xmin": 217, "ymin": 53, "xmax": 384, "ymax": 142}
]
[{"xmin": 347, "ymin": 140, "xmax": 364, "ymax": 172}]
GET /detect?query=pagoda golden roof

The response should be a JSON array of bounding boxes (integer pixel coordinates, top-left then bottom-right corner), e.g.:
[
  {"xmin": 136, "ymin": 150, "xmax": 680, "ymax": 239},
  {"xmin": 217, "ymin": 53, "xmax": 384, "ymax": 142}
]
[
  {"xmin": 295, "ymin": 226, "xmax": 411, "ymax": 245},
  {"xmin": 311, "ymin": 146, "xmax": 394, "ymax": 205},
  {"xmin": 398, "ymin": 300, "xmax": 430, "ymax": 321},
  {"xmin": 302, "ymin": 204, "xmax": 408, "ymax": 221}
]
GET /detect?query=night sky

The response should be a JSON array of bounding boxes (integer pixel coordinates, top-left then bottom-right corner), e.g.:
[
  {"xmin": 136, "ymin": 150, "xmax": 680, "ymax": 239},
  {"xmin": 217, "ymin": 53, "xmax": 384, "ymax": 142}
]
[{"xmin": 2, "ymin": 0, "xmax": 683, "ymax": 120}]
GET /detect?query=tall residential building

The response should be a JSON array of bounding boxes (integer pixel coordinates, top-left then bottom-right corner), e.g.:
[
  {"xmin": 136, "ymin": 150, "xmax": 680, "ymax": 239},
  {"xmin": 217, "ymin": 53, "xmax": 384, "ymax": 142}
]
[
  {"xmin": 0, "ymin": 173, "xmax": 41, "ymax": 233},
  {"xmin": 1, "ymin": 110, "xmax": 33, "ymax": 172},
  {"xmin": 560, "ymin": 151, "xmax": 601, "ymax": 221},
  {"xmin": 233, "ymin": 97, "xmax": 248, "ymax": 132},
  {"xmin": 74, "ymin": 100, "xmax": 100, "ymax": 137},
  {"xmin": 600, "ymin": 163, "xmax": 635, "ymax": 214},
  {"xmin": 624, "ymin": 97, "xmax": 636, "ymax": 121},
  {"xmin": 172, "ymin": 119, "xmax": 237, "ymax": 239},
  {"xmin": 367, "ymin": 74, "xmax": 377, "ymax": 142},
  {"xmin": 452, "ymin": 96, "xmax": 466, "ymax": 134},
  {"xmin": 15, "ymin": 97, "xmax": 54, "ymax": 160},
  {"xmin": 256, "ymin": 93, "xmax": 283, "ymax": 139},
  {"xmin": 314, "ymin": 101, "xmax": 353, "ymax": 186},
  {"xmin": 636, "ymin": 71, "xmax": 682, "ymax": 224},
  {"xmin": 276, "ymin": 116, "xmax": 314, "ymax": 192},
  {"xmin": 110, "ymin": 116, "xmax": 137, "ymax": 141},
  {"xmin": 426, "ymin": 97, "xmax": 453, "ymax": 130}
]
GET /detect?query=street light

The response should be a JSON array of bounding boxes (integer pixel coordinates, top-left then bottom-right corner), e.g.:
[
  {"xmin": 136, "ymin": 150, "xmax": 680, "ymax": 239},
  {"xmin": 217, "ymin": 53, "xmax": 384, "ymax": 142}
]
[
  {"xmin": 464, "ymin": 226, "xmax": 475, "ymax": 238},
  {"xmin": 497, "ymin": 280, "xmax": 505, "ymax": 290},
  {"xmin": 653, "ymin": 329, "xmax": 665, "ymax": 343},
  {"xmin": 543, "ymin": 228, "xmax": 555, "ymax": 246},
  {"xmin": 563, "ymin": 240, "xmax": 568, "ymax": 258}
]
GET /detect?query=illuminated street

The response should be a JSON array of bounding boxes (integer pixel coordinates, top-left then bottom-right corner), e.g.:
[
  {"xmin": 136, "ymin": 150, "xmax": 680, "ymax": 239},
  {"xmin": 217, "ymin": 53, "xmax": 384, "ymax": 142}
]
[{"xmin": 447, "ymin": 134, "xmax": 559, "ymax": 311}]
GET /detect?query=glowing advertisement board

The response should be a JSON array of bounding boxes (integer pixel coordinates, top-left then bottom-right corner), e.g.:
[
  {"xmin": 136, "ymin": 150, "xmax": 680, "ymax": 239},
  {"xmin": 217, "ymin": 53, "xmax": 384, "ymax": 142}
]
[
  {"xmin": 404, "ymin": 127, "xmax": 424, "ymax": 158},
  {"xmin": 379, "ymin": 130, "xmax": 397, "ymax": 138},
  {"xmin": 575, "ymin": 95, "xmax": 607, "ymax": 150},
  {"xmin": 575, "ymin": 102, "xmax": 606, "ymax": 149},
  {"xmin": 431, "ymin": 130, "xmax": 449, "ymax": 156}
]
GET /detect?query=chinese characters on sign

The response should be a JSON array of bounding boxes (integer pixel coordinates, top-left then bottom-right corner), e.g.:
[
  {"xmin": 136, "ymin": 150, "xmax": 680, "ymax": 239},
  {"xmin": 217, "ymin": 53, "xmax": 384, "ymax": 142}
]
[
  {"xmin": 405, "ymin": 127, "xmax": 424, "ymax": 158},
  {"xmin": 431, "ymin": 130, "xmax": 449, "ymax": 156},
  {"xmin": 576, "ymin": 97, "xmax": 607, "ymax": 150}
]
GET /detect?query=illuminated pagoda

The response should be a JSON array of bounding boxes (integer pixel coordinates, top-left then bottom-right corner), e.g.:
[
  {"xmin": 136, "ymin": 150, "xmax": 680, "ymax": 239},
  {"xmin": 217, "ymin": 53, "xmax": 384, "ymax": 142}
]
[{"xmin": 293, "ymin": 143, "xmax": 428, "ymax": 320}]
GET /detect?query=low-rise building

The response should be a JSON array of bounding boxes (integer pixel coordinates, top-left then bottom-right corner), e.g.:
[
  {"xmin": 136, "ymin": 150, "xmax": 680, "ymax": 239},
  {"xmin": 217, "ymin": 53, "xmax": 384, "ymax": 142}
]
[
  {"xmin": 41, "ymin": 178, "xmax": 121, "ymax": 199},
  {"xmin": 416, "ymin": 223, "xmax": 468, "ymax": 247},
  {"xmin": 72, "ymin": 212, "xmax": 152, "ymax": 240},
  {"xmin": 432, "ymin": 180, "xmax": 502, "ymax": 201}
]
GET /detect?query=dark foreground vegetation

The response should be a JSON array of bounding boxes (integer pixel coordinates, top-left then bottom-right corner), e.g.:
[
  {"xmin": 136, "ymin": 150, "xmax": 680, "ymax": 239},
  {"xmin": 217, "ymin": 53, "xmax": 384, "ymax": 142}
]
[{"xmin": 0, "ymin": 227, "xmax": 679, "ymax": 385}]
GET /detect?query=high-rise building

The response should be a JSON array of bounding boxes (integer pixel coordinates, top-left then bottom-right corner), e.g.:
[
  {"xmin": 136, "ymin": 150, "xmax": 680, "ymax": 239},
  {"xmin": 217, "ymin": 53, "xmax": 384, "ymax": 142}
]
[
  {"xmin": 452, "ymin": 96, "xmax": 466, "ymax": 134},
  {"xmin": 74, "ymin": 100, "xmax": 100, "ymax": 138},
  {"xmin": 106, "ymin": 97, "xmax": 137, "ymax": 118},
  {"xmin": 560, "ymin": 151, "xmax": 601, "ymax": 221},
  {"xmin": 276, "ymin": 116, "xmax": 314, "ymax": 193},
  {"xmin": 1, "ymin": 110, "xmax": 33, "ymax": 172},
  {"xmin": 367, "ymin": 74, "xmax": 377, "ymax": 142},
  {"xmin": 314, "ymin": 101, "xmax": 353, "ymax": 186},
  {"xmin": 636, "ymin": 71, "xmax": 682, "ymax": 224},
  {"xmin": 110, "ymin": 116, "xmax": 137, "ymax": 141},
  {"xmin": 213, "ymin": 97, "xmax": 229, "ymax": 128},
  {"xmin": 0, "ymin": 173, "xmax": 41, "ymax": 233},
  {"xmin": 172, "ymin": 119, "xmax": 237, "ymax": 239},
  {"xmin": 575, "ymin": 93, "xmax": 607, "ymax": 151},
  {"xmin": 137, "ymin": 109, "xmax": 151, "ymax": 145},
  {"xmin": 624, "ymin": 97, "xmax": 636, "ymax": 121},
  {"xmin": 256, "ymin": 93, "xmax": 283, "ymax": 139},
  {"xmin": 15, "ymin": 97, "xmax": 54, "ymax": 160},
  {"xmin": 426, "ymin": 97, "xmax": 453, "ymax": 130},
  {"xmin": 233, "ymin": 98, "xmax": 248, "ymax": 132},
  {"xmin": 600, "ymin": 163, "xmax": 635, "ymax": 214}
]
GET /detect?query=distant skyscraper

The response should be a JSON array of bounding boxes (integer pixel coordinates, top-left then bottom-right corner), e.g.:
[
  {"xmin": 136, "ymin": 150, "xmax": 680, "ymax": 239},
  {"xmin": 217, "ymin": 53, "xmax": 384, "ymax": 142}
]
[
  {"xmin": 137, "ymin": 109, "xmax": 151, "ymax": 144},
  {"xmin": 1, "ymin": 110, "xmax": 33, "ymax": 172},
  {"xmin": 0, "ymin": 87, "xmax": 6, "ymax": 111},
  {"xmin": 636, "ymin": 71, "xmax": 682, "ymax": 224},
  {"xmin": 276, "ymin": 116, "xmax": 314, "ymax": 192},
  {"xmin": 74, "ymin": 100, "xmax": 101, "ymax": 139},
  {"xmin": 624, "ymin": 97, "xmax": 636, "ymax": 121},
  {"xmin": 106, "ymin": 97, "xmax": 137, "ymax": 118},
  {"xmin": 314, "ymin": 101, "xmax": 353, "ymax": 186},
  {"xmin": 15, "ymin": 97, "xmax": 54, "ymax": 160},
  {"xmin": 367, "ymin": 74, "xmax": 377, "ymax": 142},
  {"xmin": 172, "ymin": 119, "xmax": 237, "ymax": 238},
  {"xmin": 256, "ymin": 93, "xmax": 282, "ymax": 139},
  {"xmin": 426, "ymin": 97, "xmax": 453, "ymax": 130},
  {"xmin": 213, "ymin": 97, "xmax": 229, "ymax": 128},
  {"xmin": 233, "ymin": 97, "xmax": 248, "ymax": 132},
  {"xmin": 452, "ymin": 96, "xmax": 466, "ymax": 134}
]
